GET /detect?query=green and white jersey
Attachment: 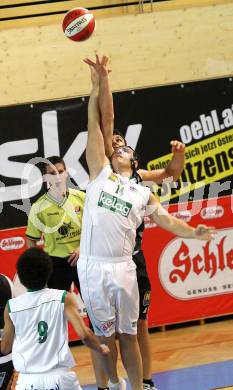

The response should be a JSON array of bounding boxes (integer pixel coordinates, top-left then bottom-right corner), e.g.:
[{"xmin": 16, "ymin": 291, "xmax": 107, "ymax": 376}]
[
  {"xmin": 79, "ymin": 165, "xmax": 150, "ymax": 259},
  {"xmin": 8, "ymin": 288, "xmax": 75, "ymax": 373},
  {"xmin": 26, "ymin": 189, "xmax": 85, "ymax": 258}
]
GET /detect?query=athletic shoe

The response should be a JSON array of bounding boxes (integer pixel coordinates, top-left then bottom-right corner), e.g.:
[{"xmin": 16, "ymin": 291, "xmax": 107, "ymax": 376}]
[
  {"xmin": 143, "ymin": 383, "xmax": 158, "ymax": 390},
  {"xmin": 108, "ymin": 377, "xmax": 127, "ymax": 390}
]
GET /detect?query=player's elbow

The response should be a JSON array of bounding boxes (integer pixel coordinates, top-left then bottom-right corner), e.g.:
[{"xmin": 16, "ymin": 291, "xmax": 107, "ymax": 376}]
[
  {"xmin": 170, "ymin": 172, "xmax": 180, "ymax": 182},
  {"xmin": 164, "ymin": 166, "xmax": 182, "ymax": 182},
  {"xmin": 102, "ymin": 118, "xmax": 114, "ymax": 136},
  {"xmin": 103, "ymin": 110, "xmax": 114, "ymax": 123}
]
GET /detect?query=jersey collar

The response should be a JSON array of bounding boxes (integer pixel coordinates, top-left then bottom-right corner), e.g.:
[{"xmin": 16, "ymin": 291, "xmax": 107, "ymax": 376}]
[{"xmin": 46, "ymin": 190, "xmax": 69, "ymax": 207}]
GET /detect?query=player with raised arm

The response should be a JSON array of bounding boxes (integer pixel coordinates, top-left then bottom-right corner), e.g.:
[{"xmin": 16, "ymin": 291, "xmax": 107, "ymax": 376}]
[
  {"xmin": 77, "ymin": 55, "xmax": 215, "ymax": 390},
  {"xmin": 85, "ymin": 54, "xmax": 185, "ymax": 390}
]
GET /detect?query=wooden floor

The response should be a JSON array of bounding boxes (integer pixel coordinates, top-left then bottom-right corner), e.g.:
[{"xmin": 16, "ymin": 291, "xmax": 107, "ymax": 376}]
[{"xmin": 70, "ymin": 317, "xmax": 233, "ymax": 386}]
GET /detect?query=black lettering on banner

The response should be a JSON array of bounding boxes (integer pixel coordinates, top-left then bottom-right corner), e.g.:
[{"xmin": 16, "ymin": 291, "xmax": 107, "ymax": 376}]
[
  {"xmin": 154, "ymin": 145, "xmax": 233, "ymax": 198},
  {"xmin": 194, "ymin": 161, "xmax": 205, "ymax": 182}
]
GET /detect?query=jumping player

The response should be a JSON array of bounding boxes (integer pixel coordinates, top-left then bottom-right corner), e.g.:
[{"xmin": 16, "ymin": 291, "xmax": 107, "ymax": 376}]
[
  {"xmin": 85, "ymin": 54, "xmax": 185, "ymax": 390},
  {"xmin": 77, "ymin": 55, "xmax": 214, "ymax": 390}
]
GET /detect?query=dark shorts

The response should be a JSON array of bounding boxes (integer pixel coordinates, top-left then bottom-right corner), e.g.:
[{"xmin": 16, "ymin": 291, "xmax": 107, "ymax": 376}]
[
  {"xmin": 48, "ymin": 256, "xmax": 80, "ymax": 292},
  {"xmin": 133, "ymin": 250, "xmax": 151, "ymax": 320},
  {"xmin": 0, "ymin": 359, "xmax": 14, "ymax": 389}
]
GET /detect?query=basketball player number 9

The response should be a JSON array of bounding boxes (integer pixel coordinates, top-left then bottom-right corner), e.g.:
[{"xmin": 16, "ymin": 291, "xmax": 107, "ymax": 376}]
[{"xmin": 38, "ymin": 321, "xmax": 48, "ymax": 343}]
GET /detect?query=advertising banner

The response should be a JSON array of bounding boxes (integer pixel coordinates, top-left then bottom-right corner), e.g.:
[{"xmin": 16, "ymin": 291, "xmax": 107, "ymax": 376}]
[
  {"xmin": 0, "ymin": 76, "xmax": 232, "ymax": 334},
  {"xmin": 1, "ymin": 195, "xmax": 232, "ymax": 329},
  {"xmin": 144, "ymin": 195, "xmax": 233, "ymax": 326},
  {"xmin": 0, "ymin": 77, "xmax": 232, "ymax": 230}
]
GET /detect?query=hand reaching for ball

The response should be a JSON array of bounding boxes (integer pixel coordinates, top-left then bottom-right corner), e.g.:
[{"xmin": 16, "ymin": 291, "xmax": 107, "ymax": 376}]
[{"xmin": 83, "ymin": 54, "xmax": 111, "ymax": 77}]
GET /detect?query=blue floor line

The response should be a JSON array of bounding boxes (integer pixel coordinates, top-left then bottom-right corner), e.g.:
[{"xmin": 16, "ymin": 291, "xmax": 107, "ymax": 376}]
[{"xmin": 83, "ymin": 359, "xmax": 233, "ymax": 390}]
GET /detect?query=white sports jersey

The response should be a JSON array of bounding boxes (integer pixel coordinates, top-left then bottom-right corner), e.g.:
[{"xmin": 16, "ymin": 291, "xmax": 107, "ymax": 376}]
[
  {"xmin": 80, "ymin": 165, "xmax": 150, "ymax": 258},
  {"xmin": 8, "ymin": 288, "xmax": 75, "ymax": 373}
]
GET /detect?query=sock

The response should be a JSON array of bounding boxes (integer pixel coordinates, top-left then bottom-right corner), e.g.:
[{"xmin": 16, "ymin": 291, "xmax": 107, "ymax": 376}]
[
  {"xmin": 108, "ymin": 380, "xmax": 120, "ymax": 388},
  {"xmin": 143, "ymin": 379, "xmax": 155, "ymax": 386}
]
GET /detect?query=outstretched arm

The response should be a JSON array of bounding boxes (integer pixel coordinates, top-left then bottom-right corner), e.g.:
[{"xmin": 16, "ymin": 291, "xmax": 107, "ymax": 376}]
[
  {"xmin": 84, "ymin": 64, "xmax": 109, "ymax": 181},
  {"xmin": 84, "ymin": 54, "xmax": 114, "ymax": 159},
  {"xmin": 64, "ymin": 293, "xmax": 109, "ymax": 355},
  {"xmin": 99, "ymin": 56, "xmax": 114, "ymax": 158},
  {"xmin": 147, "ymin": 193, "xmax": 215, "ymax": 240},
  {"xmin": 138, "ymin": 140, "xmax": 185, "ymax": 183}
]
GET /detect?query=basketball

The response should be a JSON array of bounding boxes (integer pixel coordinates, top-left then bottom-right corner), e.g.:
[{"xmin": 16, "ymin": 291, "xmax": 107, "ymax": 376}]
[{"xmin": 62, "ymin": 7, "xmax": 95, "ymax": 42}]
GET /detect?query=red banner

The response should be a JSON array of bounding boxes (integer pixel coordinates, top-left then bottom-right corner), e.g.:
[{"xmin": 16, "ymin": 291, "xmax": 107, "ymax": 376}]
[
  {"xmin": 0, "ymin": 230, "xmax": 87, "ymax": 341},
  {"xmin": 144, "ymin": 195, "xmax": 233, "ymax": 326},
  {"xmin": 0, "ymin": 227, "xmax": 26, "ymax": 279},
  {"xmin": 1, "ymin": 195, "xmax": 232, "ymax": 334}
]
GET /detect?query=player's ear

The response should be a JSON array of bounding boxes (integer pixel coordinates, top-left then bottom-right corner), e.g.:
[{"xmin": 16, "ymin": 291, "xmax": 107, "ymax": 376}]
[{"xmin": 134, "ymin": 159, "xmax": 138, "ymax": 169}]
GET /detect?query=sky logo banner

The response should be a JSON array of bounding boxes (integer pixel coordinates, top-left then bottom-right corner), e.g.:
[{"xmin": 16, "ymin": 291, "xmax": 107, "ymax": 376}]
[{"xmin": 0, "ymin": 76, "xmax": 233, "ymax": 229}]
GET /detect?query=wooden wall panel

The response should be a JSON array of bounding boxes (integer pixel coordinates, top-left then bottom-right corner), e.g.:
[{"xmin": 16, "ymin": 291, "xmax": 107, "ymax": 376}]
[
  {"xmin": 0, "ymin": 1, "xmax": 233, "ymax": 106},
  {"xmin": 0, "ymin": 0, "xmax": 137, "ymax": 19}
]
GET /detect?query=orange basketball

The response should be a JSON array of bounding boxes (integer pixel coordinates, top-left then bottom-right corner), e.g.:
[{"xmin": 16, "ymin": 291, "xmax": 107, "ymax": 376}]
[{"xmin": 62, "ymin": 7, "xmax": 95, "ymax": 42}]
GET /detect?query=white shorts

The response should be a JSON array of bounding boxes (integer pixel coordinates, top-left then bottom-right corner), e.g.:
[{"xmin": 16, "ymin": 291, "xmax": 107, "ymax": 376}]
[
  {"xmin": 77, "ymin": 256, "xmax": 139, "ymax": 337},
  {"xmin": 16, "ymin": 369, "xmax": 82, "ymax": 390}
]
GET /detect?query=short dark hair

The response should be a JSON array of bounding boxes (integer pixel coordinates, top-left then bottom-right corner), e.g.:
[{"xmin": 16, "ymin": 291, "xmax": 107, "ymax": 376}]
[
  {"xmin": 17, "ymin": 248, "xmax": 52, "ymax": 290},
  {"xmin": 113, "ymin": 130, "xmax": 127, "ymax": 145},
  {"xmin": 41, "ymin": 156, "xmax": 66, "ymax": 175}
]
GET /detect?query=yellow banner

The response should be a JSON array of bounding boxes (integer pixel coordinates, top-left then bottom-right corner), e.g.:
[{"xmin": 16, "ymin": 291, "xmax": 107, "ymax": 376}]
[{"xmin": 147, "ymin": 129, "xmax": 233, "ymax": 202}]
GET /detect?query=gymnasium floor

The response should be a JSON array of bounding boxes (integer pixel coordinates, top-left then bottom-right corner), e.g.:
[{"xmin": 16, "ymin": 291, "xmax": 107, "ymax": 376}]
[
  {"xmin": 71, "ymin": 317, "xmax": 233, "ymax": 390},
  {"xmin": 82, "ymin": 360, "xmax": 233, "ymax": 390}
]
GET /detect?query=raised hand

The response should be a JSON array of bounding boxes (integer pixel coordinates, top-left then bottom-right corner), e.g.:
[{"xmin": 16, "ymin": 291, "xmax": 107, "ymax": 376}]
[
  {"xmin": 83, "ymin": 54, "xmax": 111, "ymax": 77},
  {"xmin": 170, "ymin": 140, "xmax": 185, "ymax": 154},
  {"xmin": 194, "ymin": 224, "xmax": 216, "ymax": 241}
]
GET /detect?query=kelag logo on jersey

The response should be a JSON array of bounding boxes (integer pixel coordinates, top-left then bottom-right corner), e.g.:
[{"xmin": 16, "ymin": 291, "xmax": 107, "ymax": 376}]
[{"xmin": 98, "ymin": 191, "xmax": 132, "ymax": 217}]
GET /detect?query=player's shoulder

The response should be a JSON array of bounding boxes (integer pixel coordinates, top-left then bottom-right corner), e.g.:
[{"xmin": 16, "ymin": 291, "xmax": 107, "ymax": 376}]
[
  {"xmin": 28, "ymin": 193, "xmax": 49, "ymax": 215},
  {"xmin": 88, "ymin": 164, "xmax": 112, "ymax": 185},
  {"xmin": 8, "ymin": 292, "xmax": 27, "ymax": 312},
  {"xmin": 132, "ymin": 180, "xmax": 151, "ymax": 201},
  {"xmin": 68, "ymin": 188, "xmax": 86, "ymax": 200},
  {"xmin": 0, "ymin": 274, "xmax": 14, "ymax": 300},
  {"xmin": 31, "ymin": 193, "xmax": 48, "ymax": 207}
]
